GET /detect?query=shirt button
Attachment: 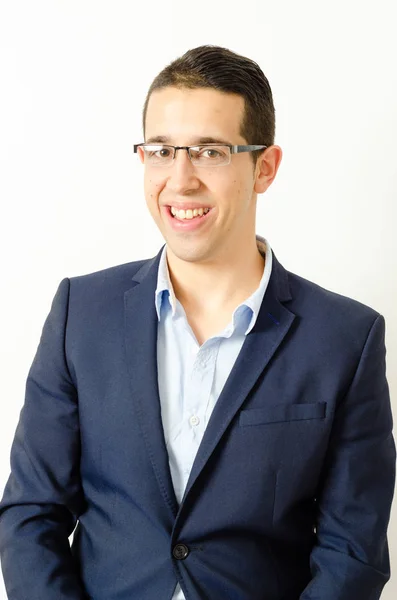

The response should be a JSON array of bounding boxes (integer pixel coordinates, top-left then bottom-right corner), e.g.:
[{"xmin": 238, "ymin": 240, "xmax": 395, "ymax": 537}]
[
  {"xmin": 189, "ymin": 415, "xmax": 200, "ymax": 427},
  {"xmin": 173, "ymin": 543, "xmax": 189, "ymax": 560}
]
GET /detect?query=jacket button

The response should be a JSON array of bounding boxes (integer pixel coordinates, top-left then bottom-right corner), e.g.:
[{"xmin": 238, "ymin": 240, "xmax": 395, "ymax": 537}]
[{"xmin": 173, "ymin": 543, "xmax": 189, "ymax": 560}]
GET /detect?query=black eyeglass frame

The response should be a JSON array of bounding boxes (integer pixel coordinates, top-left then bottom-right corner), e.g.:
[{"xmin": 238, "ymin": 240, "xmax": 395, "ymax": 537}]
[{"xmin": 133, "ymin": 143, "xmax": 268, "ymax": 165}]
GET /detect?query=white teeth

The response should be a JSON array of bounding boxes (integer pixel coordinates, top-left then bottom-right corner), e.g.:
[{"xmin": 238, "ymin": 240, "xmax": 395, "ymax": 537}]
[{"xmin": 171, "ymin": 207, "xmax": 210, "ymax": 220}]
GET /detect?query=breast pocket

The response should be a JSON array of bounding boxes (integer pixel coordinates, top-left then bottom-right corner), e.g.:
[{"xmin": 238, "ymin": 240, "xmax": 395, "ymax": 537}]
[{"xmin": 239, "ymin": 402, "xmax": 327, "ymax": 427}]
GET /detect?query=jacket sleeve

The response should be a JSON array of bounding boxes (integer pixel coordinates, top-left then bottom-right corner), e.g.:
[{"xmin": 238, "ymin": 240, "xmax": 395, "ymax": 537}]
[
  {"xmin": 0, "ymin": 278, "xmax": 88, "ymax": 599},
  {"xmin": 300, "ymin": 314, "xmax": 396, "ymax": 600}
]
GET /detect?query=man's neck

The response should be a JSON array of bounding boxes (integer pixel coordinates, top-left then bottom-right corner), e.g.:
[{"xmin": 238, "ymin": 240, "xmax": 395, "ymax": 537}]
[{"xmin": 166, "ymin": 241, "xmax": 266, "ymax": 316}]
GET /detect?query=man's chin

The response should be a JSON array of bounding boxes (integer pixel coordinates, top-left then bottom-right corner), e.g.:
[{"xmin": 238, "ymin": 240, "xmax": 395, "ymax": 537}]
[{"xmin": 165, "ymin": 242, "xmax": 213, "ymax": 265}]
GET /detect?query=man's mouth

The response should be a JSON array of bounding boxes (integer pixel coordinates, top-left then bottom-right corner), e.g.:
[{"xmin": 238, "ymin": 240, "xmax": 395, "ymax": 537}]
[
  {"xmin": 169, "ymin": 206, "xmax": 211, "ymax": 221},
  {"xmin": 163, "ymin": 205, "xmax": 214, "ymax": 231}
]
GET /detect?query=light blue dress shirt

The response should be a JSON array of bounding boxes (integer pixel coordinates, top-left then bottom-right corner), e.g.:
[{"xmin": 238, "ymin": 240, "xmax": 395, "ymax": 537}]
[{"xmin": 155, "ymin": 235, "xmax": 273, "ymax": 600}]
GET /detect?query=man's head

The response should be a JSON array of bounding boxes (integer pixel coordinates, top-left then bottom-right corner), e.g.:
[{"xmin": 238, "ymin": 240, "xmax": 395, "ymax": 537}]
[{"xmin": 138, "ymin": 45, "xmax": 282, "ymax": 267}]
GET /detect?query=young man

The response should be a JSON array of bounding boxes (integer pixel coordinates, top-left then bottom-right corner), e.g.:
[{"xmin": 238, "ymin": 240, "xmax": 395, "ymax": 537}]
[{"xmin": 0, "ymin": 45, "xmax": 395, "ymax": 600}]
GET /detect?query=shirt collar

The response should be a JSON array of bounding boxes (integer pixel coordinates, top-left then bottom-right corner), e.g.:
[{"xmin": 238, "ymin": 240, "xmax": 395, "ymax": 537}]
[{"xmin": 155, "ymin": 234, "xmax": 272, "ymax": 335}]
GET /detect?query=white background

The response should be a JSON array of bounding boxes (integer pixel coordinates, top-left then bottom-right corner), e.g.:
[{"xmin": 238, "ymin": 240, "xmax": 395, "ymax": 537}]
[{"xmin": 0, "ymin": 0, "xmax": 396, "ymax": 597}]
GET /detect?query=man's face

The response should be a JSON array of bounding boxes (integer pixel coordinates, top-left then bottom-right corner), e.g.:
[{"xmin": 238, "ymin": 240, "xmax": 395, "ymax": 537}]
[{"xmin": 142, "ymin": 86, "xmax": 265, "ymax": 266}]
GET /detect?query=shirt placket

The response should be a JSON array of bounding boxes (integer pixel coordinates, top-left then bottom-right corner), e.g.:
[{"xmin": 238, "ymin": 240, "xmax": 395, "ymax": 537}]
[{"xmin": 179, "ymin": 343, "xmax": 215, "ymax": 492}]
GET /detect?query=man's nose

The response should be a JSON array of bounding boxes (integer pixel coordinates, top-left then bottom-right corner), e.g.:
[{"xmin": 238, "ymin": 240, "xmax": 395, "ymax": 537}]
[
  {"xmin": 173, "ymin": 147, "xmax": 194, "ymax": 168},
  {"xmin": 168, "ymin": 148, "xmax": 200, "ymax": 189}
]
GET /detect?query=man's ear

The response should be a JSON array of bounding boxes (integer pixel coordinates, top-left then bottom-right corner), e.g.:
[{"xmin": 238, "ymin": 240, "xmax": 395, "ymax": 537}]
[{"xmin": 254, "ymin": 145, "xmax": 283, "ymax": 194}]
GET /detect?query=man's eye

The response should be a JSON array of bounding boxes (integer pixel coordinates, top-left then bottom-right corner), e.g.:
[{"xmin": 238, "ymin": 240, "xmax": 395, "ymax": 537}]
[
  {"xmin": 203, "ymin": 149, "xmax": 220, "ymax": 158},
  {"xmin": 149, "ymin": 148, "xmax": 171, "ymax": 158},
  {"xmin": 146, "ymin": 147, "xmax": 171, "ymax": 158}
]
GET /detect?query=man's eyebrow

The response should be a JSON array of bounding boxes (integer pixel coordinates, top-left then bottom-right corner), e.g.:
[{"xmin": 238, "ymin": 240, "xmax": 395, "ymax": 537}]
[{"xmin": 145, "ymin": 135, "xmax": 233, "ymax": 145}]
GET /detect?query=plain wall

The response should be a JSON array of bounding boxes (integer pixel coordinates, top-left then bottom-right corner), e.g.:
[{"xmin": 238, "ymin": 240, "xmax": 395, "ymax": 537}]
[{"xmin": 0, "ymin": 0, "xmax": 396, "ymax": 597}]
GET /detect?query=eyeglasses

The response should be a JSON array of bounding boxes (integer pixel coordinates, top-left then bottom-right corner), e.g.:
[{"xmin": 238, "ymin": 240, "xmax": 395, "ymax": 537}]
[{"xmin": 133, "ymin": 143, "xmax": 268, "ymax": 167}]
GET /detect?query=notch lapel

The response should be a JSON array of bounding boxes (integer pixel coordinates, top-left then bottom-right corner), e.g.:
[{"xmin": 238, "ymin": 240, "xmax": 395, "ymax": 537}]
[{"xmin": 124, "ymin": 246, "xmax": 179, "ymax": 519}]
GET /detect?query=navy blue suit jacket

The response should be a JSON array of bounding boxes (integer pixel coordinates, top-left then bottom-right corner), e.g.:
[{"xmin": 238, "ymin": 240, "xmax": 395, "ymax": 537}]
[{"xmin": 0, "ymin": 245, "xmax": 395, "ymax": 599}]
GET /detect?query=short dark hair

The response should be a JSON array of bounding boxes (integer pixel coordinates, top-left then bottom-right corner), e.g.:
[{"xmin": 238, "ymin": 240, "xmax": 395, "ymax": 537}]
[{"xmin": 142, "ymin": 45, "xmax": 276, "ymax": 169}]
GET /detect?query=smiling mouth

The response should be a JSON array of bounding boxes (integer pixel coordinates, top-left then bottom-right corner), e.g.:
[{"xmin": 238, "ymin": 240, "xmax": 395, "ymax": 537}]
[{"xmin": 168, "ymin": 206, "xmax": 212, "ymax": 220}]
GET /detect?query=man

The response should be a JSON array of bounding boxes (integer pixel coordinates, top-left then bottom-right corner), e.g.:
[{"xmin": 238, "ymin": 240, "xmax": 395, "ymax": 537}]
[{"xmin": 0, "ymin": 44, "xmax": 395, "ymax": 600}]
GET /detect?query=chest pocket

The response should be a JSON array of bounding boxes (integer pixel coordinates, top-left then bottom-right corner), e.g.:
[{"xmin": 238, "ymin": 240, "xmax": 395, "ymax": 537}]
[{"xmin": 239, "ymin": 402, "xmax": 327, "ymax": 426}]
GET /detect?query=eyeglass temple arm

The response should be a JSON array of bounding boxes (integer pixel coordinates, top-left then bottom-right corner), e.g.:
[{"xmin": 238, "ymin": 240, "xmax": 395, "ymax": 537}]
[{"xmin": 231, "ymin": 145, "xmax": 267, "ymax": 154}]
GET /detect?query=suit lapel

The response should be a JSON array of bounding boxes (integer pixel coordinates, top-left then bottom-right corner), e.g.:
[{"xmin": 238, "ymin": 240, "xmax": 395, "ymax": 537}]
[
  {"xmin": 124, "ymin": 245, "xmax": 296, "ymax": 518},
  {"xmin": 180, "ymin": 250, "xmax": 296, "ymax": 505},
  {"xmin": 124, "ymin": 245, "xmax": 179, "ymax": 518}
]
